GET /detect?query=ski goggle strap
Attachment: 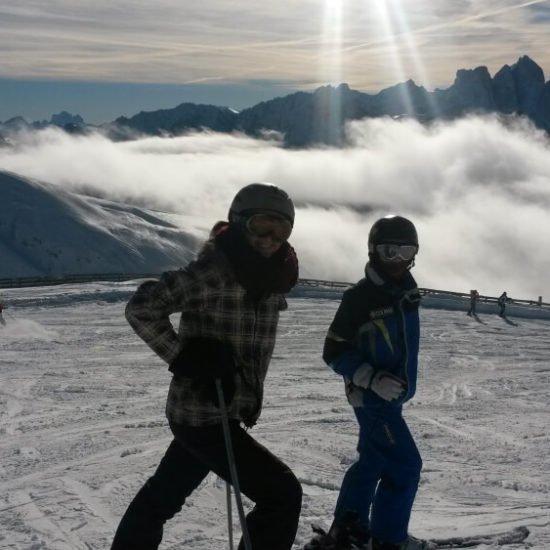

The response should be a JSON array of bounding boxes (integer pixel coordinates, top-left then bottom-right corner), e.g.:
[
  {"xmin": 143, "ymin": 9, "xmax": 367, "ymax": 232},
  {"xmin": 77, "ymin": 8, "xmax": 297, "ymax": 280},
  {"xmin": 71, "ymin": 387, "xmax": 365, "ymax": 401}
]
[
  {"xmin": 375, "ymin": 243, "xmax": 418, "ymax": 262},
  {"xmin": 245, "ymin": 214, "xmax": 292, "ymax": 243}
]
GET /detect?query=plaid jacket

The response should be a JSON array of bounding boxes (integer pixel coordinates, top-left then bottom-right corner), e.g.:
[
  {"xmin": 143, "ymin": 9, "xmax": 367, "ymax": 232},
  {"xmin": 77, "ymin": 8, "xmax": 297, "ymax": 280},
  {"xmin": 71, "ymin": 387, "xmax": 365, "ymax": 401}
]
[{"xmin": 125, "ymin": 246, "xmax": 287, "ymax": 427}]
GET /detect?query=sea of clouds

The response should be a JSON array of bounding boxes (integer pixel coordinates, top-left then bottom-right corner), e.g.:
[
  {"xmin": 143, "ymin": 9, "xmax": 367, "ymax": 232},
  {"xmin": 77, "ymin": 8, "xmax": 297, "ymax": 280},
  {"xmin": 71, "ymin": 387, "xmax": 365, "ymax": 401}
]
[{"xmin": 1, "ymin": 114, "xmax": 550, "ymax": 300}]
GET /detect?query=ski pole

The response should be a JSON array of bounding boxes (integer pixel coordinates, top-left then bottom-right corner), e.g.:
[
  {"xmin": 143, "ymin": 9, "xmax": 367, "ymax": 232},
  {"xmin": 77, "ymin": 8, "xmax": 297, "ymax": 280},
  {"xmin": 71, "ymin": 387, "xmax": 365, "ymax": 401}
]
[
  {"xmin": 226, "ymin": 482, "xmax": 234, "ymax": 550},
  {"xmin": 216, "ymin": 378, "xmax": 252, "ymax": 550}
]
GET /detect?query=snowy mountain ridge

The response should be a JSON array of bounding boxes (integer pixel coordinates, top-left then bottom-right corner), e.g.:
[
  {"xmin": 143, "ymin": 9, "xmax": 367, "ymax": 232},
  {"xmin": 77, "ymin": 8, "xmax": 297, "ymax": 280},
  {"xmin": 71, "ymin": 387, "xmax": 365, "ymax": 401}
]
[
  {"xmin": 0, "ymin": 171, "xmax": 198, "ymax": 278},
  {"xmin": 2, "ymin": 55, "xmax": 550, "ymax": 147}
]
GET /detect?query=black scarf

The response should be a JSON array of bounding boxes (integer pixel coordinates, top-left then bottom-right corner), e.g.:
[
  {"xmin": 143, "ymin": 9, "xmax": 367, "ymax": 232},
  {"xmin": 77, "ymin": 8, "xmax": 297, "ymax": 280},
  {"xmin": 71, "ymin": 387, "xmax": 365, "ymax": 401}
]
[{"xmin": 213, "ymin": 223, "xmax": 299, "ymax": 301}]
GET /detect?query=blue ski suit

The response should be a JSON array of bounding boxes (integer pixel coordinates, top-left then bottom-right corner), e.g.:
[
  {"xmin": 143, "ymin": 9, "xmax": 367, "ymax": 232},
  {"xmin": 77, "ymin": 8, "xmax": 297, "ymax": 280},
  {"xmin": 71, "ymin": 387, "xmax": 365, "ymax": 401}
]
[{"xmin": 323, "ymin": 263, "xmax": 422, "ymax": 545}]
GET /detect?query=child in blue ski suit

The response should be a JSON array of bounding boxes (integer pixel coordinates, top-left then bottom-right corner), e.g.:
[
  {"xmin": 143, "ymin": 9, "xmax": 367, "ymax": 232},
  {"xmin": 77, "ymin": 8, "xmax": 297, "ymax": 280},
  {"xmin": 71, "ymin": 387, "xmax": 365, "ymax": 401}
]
[{"xmin": 312, "ymin": 215, "xmax": 431, "ymax": 550}]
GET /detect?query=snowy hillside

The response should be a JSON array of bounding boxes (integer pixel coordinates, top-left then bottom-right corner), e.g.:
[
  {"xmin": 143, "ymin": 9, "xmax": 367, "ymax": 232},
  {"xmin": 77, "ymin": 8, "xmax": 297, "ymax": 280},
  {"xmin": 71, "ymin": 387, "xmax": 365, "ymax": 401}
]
[
  {"xmin": 0, "ymin": 282, "xmax": 549, "ymax": 549},
  {"xmin": 0, "ymin": 171, "xmax": 199, "ymax": 278}
]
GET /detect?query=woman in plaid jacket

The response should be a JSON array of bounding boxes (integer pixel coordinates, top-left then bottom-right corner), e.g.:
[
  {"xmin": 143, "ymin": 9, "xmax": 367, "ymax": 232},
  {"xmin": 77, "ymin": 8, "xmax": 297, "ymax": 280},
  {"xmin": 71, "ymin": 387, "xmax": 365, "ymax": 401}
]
[{"xmin": 111, "ymin": 183, "xmax": 301, "ymax": 550}]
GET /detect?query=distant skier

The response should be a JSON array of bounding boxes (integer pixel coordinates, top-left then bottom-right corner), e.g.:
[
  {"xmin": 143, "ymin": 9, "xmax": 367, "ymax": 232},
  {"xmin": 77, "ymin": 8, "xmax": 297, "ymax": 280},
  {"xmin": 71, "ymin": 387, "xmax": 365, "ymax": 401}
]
[
  {"xmin": 305, "ymin": 215, "xmax": 432, "ymax": 550},
  {"xmin": 497, "ymin": 291, "xmax": 509, "ymax": 317},
  {"xmin": 467, "ymin": 289, "xmax": 479, "ymax": 317},
  {"xmin": 0, "ymin": 301, "xmax": 5, "ymax": 326},
  {"xmin": 111, "ymin": 183, "xmax": 302, "ymax": 550}
]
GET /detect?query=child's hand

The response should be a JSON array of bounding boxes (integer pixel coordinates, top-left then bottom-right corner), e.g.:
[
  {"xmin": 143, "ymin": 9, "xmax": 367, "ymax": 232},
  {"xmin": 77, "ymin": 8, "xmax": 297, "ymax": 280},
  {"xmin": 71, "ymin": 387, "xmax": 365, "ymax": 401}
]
[
  {"xmin": 369, "ymin": 371, "xmax": 406, "ymax": 401},
  {"xmin": 352, "ymin": 365, "xmax": 406, "ymax": 401}
]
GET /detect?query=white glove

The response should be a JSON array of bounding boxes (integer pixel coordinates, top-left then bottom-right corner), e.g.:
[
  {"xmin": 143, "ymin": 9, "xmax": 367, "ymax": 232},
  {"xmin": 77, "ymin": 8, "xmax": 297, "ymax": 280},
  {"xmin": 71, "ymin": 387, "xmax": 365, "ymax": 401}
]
[
  {"xmin": 353, "ymin": 364, "xmax": 405, "ymax": 401},
  {"xmin": 352, "ymin": 363, "xmax": 375, "ymax": 388},
  {"xmin": 370, "ymin": 371, "xmax": 406, "ymax": 401}
]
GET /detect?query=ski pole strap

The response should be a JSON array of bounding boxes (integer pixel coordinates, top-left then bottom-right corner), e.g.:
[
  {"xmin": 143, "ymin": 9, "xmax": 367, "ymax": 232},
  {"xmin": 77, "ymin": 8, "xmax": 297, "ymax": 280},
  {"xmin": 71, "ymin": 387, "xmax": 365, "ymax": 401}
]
[{"xmin": 216, "ymin": 379, "xmax": 253, "ymax": 550}]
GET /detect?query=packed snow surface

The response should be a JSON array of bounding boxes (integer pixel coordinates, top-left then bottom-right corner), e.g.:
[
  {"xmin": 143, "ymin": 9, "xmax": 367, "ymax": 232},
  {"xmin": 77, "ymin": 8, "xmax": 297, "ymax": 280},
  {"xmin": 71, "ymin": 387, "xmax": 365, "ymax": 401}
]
[{"xmin": 0, "ymin": 282, "xmax": 549, "ymax": 549}]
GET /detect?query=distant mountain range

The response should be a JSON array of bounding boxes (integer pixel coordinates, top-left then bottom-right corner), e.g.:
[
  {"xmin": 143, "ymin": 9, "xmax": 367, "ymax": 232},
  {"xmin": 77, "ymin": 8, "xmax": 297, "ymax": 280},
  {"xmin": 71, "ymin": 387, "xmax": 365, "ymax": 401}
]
[{"xmin": 1, "ymin": 55, "xmax": 549, "ymax": 148}]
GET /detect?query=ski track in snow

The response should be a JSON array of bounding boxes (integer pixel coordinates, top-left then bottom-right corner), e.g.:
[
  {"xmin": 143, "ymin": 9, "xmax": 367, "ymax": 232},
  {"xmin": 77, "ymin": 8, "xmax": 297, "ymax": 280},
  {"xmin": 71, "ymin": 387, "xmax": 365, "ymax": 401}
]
[{"xmin": 0, "ymin": 286, "xmax": 549, "ymax": 549}]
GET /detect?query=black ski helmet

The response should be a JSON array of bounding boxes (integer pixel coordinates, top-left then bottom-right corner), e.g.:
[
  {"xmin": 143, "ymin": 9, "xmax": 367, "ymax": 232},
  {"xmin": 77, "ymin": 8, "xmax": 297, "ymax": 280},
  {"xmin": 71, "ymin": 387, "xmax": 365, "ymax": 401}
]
[
  {"xmin": 228, "ymin": 183, "xmax": 295, "ymax": 226},
  {"xmin": 368, "ymin": 215, "xmax": 419, "ymax": 254}
]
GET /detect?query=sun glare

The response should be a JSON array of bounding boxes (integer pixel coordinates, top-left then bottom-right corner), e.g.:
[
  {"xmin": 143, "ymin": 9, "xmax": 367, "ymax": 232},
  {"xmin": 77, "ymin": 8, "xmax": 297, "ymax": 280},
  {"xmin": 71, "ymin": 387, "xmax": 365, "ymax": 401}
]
[
  {"xmin": 320, "ymin": 0, "xmax": 343, "ymax": 86},
  {"xmin": 317, "ymin": 0, "xmax": 344, "ymax": 144},
  {"xmin": 372, "ymin": 0, "xmax": 439, "ymax": 117},
  {"xmin": 315, "ymin": 0, "xmax": 441, "ymax": 142}
]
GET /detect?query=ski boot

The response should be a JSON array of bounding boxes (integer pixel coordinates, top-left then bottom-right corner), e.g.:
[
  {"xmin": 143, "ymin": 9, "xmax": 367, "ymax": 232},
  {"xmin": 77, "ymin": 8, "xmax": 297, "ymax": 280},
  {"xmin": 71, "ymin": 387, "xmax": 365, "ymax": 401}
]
[
  {"xmin": 303, "ymin": 524, "xmax": 340, "ymax": 549},
  {"xmin": 304, "ymin": 511, "xmax": 370, "ymax": 550}
]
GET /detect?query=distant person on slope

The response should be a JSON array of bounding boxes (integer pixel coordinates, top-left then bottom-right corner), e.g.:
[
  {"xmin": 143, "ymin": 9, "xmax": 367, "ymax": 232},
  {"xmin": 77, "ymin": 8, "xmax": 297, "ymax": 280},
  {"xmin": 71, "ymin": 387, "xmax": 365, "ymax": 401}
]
[
  {"xmin": 497, "ymin": 291, "xmax": 509, "ymax": 318},
  {"xmin": 111, "ymin": 183, "xmax": 302, "ymax": 550},
  {"xmin": 306, "ymin": 216, "xmax": 432, "ymax": 550},
  {"xmin": 467, "ymin": 289, "xmax": 479, "ymax": 317},
  {"xmin": 0, "ymin": 301, "xmax": 5, "ymax": 326}
]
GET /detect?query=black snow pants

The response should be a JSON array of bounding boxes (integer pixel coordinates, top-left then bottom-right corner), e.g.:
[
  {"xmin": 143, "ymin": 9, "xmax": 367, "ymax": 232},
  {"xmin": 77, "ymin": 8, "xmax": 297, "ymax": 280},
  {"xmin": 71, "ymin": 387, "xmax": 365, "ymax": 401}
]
[{"xmin": 111, "ymin": 420, "xmax": 302, "ymax": 550}]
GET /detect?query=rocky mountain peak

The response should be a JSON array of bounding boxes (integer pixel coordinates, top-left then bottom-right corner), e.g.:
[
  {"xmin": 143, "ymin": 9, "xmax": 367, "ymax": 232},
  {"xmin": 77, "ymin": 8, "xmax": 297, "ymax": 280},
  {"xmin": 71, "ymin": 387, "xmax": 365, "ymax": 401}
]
[{"xmin": 1, "ymin": 56, "xmax": 549, "ymax": 148}]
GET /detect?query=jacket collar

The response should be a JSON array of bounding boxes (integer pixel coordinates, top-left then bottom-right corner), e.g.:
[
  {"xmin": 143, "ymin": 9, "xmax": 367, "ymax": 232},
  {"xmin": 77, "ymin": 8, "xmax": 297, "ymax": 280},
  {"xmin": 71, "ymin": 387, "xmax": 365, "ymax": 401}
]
[{"xmin": 365, "ymin": 261, "xmax": 417, "ymax": 296}]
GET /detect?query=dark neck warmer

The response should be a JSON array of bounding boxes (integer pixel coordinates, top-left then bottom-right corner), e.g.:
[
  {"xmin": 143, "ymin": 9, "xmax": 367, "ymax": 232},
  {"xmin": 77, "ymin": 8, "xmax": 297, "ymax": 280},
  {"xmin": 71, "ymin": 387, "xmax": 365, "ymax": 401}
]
[{"xmin": 213, "ymin": 223, "xmax": 299, "ymax": 301}]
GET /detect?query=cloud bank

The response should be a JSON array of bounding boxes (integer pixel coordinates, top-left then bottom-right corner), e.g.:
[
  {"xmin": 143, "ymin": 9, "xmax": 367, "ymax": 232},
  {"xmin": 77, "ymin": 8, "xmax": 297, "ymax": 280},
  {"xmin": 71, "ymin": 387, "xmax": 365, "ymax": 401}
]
[{"xmin": 1, "ymin": 114, "xmax": 550, "ymax": 300}]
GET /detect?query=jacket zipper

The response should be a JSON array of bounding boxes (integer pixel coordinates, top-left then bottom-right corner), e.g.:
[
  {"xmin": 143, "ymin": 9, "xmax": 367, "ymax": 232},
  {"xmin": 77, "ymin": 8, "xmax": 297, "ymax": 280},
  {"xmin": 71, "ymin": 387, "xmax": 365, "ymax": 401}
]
[{"xmin": 397, "ymin": 294, "xmax": 410, "ymax": 399}]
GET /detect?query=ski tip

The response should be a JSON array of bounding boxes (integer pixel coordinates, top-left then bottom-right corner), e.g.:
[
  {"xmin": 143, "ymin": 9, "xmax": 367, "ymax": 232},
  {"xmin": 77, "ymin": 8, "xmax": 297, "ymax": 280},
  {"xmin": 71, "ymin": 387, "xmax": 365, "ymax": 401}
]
[
  {"xmin": 431, "ymin": 524, "xmax": 530, "ymax": 547},
  {"xmin": 516, "ymin": 525, "xmax": 530, "ymax": 537}
]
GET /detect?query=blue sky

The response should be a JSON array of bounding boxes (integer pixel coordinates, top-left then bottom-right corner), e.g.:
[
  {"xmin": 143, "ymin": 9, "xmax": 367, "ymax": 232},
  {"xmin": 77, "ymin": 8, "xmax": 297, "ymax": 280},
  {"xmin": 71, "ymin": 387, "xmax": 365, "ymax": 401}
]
[{"xmin": 1, "ymin": 0, "xmax": 550, "ymax": 124}]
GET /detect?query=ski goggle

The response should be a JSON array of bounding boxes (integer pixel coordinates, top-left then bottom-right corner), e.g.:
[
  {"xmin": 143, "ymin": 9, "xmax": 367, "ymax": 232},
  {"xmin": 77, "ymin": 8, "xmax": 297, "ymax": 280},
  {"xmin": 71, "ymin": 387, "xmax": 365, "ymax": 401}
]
[
  {"xmin": 375, "ymin": 243, "xmax": 418, "ymax": 262},
  {"xmin": 245, "ymin": 214, "xmax": 292, "ymax": 243}
]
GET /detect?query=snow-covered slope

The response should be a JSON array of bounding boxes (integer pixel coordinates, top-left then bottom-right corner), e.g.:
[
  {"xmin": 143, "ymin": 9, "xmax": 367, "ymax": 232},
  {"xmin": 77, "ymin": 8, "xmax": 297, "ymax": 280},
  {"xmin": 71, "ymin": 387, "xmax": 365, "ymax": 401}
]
[
  {"xmin": 0, "ymin": 282, "xmax": 548, "ymax": 549},
  {"xmin": 0, "ymin": 171, "xmax": 198, "ymax": 277}
]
